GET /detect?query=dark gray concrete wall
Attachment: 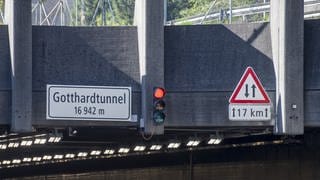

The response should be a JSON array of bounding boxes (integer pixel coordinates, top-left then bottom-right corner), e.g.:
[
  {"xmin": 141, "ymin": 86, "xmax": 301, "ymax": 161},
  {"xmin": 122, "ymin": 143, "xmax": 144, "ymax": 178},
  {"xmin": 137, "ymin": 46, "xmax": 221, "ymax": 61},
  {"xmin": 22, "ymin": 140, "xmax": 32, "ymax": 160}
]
[
  {"xmin": 0, "ymin": 25, "xmax": 11, "ymax": 125},
  {"xmin": 305, "ymin": 20, "xmax": 320, "ymax": 90},
  {"xmin": 32, "ymin": 26, "xmax": 140, "ymax": 91},
  {"xmin": 164, "ymin": 23, "xmax": 275, "ymax": 127},
  {"xmin": 0, "ymin": 26, "xmax": 11, "ymax": 90},
  {"xmin": 32, "ymin": 26, "xmax": 140, "ymax": 127},
  {"xmin": 164, "ymin": 21, "xmax": 320, "ymax": 127},
  {"xmin": 0, "ymin": 21, "xmax": 319, "ymax": 127},
  {"xmin": 165, "ymin": 23, "xmax": 274, "ymax": 92},
  {"xmin": 304, "ymin": 20, "xmax": 320, "ymax": 126}
]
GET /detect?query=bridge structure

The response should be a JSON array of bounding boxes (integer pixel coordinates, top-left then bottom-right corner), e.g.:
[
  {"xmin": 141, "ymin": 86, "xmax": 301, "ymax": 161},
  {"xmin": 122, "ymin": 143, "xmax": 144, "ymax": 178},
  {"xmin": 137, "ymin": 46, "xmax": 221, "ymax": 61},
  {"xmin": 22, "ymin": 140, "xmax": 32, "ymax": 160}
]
[{"xmin": 0, "ymin": 0, "xmax": 319, "ymax": 179}]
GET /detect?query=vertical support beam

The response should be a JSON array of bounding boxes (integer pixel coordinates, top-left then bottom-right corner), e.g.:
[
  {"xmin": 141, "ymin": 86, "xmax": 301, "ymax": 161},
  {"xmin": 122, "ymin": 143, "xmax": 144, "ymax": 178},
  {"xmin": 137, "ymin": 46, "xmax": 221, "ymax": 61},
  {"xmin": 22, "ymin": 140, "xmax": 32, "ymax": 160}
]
[
  {"xmin": 5, "ymin": 0, "xmax": 33, "ymax": 132},
  {"xmin": 135, "ymin": 0, "xmax": 164, "ymax": 135},
  {"xmin": 229, "ymin": 0, "xmax": 232, "ymax": 24},
  {"xmin": 270, "ymin": 0, "xmax": 304, "ymax": 135},
  {"xmin": 81, "ymin": 0, "xmax": 85, "ymax": 26},
  {"xmin": 75, "ymin": 0, "xmax": 78, "ymax": 26},
  {"xmin": 102, "ymin": 0, "xmax": 106, "ymax": 26},
  {"xmin": 164, "ymin": 0, "xmax": 167, "ymax": 25}
]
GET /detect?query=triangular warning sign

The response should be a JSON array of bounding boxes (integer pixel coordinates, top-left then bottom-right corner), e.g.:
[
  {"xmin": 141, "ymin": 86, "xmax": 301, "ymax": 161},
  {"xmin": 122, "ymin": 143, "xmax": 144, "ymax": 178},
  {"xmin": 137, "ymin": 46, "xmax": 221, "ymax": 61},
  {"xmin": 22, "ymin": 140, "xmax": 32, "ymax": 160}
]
[{"xmin": 229, "ymin": 67, "xmax": 270, "ymax": 104}]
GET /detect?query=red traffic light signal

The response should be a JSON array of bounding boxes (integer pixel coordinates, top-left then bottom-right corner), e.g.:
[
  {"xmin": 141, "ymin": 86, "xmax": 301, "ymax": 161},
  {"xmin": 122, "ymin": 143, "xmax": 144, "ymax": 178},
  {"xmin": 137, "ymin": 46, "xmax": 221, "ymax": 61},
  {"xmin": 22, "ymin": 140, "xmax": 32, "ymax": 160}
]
[
  {"xmin": 153, "ymin": 87, "xmax": 166, "ymax": 99},
  {"xmin": 153, "ymin": 87, "xmax": 166, "ymax": 125}
]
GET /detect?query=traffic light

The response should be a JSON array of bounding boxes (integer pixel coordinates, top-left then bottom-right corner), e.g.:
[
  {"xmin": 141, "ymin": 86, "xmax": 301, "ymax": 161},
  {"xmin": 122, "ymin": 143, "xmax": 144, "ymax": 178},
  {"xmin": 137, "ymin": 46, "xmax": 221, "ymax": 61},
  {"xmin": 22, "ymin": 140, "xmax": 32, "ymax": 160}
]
[{"xmin": 153, "ymin": 87, "xmax": 166, "ymax": 125}]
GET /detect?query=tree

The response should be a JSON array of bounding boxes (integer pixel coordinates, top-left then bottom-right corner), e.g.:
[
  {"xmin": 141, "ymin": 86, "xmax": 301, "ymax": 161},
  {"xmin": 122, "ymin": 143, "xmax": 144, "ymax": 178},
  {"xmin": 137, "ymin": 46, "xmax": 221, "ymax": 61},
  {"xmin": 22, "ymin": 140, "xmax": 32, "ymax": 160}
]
[
  {"xmin": 167, "ymin": 0, "xmax": 269, "ymax": 24},
  {"xmin": 0, "ymin": 0, "xmax": 3, "ymax": 24},
  {"xmin": 73, "ymin": 0, "xmax": 268, "ymax": 26},
  {"xmin": 111, "ymin": 0, "xmax": 135, "ymax": 25},
  {"xmin": 75, "ymin": 0, "xmax": 134, "ymax": 26},
  {"xmin": 167, "ymin": 0, "xmax": 189, "ymax": 20}
]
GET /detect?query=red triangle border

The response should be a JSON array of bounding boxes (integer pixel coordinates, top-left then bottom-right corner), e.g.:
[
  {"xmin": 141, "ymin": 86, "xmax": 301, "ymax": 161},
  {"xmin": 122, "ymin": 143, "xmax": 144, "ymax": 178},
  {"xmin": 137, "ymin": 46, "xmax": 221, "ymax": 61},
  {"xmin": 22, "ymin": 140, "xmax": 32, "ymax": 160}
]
[{"xmin": 229, "ymin": 67, "xmax": 270, "ymax": 104}]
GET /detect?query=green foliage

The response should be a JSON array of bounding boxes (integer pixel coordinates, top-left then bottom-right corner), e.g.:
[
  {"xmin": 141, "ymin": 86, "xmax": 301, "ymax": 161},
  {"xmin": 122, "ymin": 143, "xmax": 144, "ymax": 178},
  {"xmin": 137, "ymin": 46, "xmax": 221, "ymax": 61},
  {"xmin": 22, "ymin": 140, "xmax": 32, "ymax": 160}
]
[
  {"xmin": 168, "ymin": 0, "xmax": 269, "ymax": 23},
  {"xmin": 179, "ymin": 0, "xmax": 213, "ymax": 17},
  {"xmin": 76, "ymin": 0, "xmax": 134, "ymax": 26},
  {"xmin": 112, "ymin": 0, "xmax": 135, "ymax": 25},
  {"xmin": 0, "ymin": 0, "xmax": 3, "ymax": 10},
  {"xmin": 0, "ymin": 0, "xmax": 270, "ymax": 26},
  {"xmin": 74, "ymin": 0, "xmax": 268, "ymax": 26},
  {"xmin": 0, "ymin": 0, "xmax": 3, "ymax": 24},
  {"xmin": 167, "ymin": 0, "xmax": 189, "ymax": 20}
]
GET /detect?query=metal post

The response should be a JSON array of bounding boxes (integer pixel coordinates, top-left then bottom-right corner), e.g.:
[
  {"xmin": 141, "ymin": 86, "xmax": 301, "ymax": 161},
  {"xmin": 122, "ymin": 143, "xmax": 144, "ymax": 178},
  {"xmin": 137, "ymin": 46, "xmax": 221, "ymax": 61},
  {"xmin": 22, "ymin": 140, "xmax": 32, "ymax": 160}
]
[
  {"xmin": 76, "ymin": 0, "xmax": 78, "ymax": 26},
  {"xmin": 200, "ymin": 0, "xmax": 217, "ymax": 24},
  {"xmin": 102, "ymin": 0, "xmax": 106, "ymax": 26},
  {"xmin": 81, "ymin": 0, "xmax": 85, "ymax": 25},
  {"xmin": 39, "ymin": 1, "xmax": 42, "ymax": 25},
  {"xmin": 62, "ymin": 0, "xmax": 65, "ymax": 26},
  {"xmin": 5, "ymin": 0, "xmax": 33, "ymax": 132},
  {"xmin": 164, "ymin": 0, "xmax": 167, "ymax": 25},
  {"xmin": 107, "ymin": 0, "xmax": 114, "ymax": 24},
  {"xmin": 263, "ymin": 0, "xmax": 266, "ymax": 20},
  {"xmin": 90, "ymin": 0, "xmax": 101, "ymax": 25},
  {"xmin": 34, "ymin": 4, "xmax": 38, "ymax": 25},
  {"xmin": 229, "ymin": 0, "xmax": 232, "ymax": 23}
]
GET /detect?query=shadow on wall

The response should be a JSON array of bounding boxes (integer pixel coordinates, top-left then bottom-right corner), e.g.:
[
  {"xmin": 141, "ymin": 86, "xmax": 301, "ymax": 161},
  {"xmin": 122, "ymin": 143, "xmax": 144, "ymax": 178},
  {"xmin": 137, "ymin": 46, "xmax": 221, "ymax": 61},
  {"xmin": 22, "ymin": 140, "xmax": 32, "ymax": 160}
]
[
  {"xmin": 164, "ymin": 23, "xmax": 275, "ymax": 126},
  {"xmin": 246, "ymin": 23, "xmax": 269, "ymax": 45}
]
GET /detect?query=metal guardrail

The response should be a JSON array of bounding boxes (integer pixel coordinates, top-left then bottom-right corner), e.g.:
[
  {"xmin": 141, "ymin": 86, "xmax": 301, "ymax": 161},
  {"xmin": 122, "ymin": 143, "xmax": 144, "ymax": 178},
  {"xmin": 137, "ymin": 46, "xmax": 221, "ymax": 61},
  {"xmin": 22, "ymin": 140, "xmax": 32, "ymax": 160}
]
[
  {"xmin": 0, "ymin": 0, "xmax": 319, "ymax": 26},
  {"xmin": 169, "ymin": 0, "xmax": 320, "ymax": 25}
]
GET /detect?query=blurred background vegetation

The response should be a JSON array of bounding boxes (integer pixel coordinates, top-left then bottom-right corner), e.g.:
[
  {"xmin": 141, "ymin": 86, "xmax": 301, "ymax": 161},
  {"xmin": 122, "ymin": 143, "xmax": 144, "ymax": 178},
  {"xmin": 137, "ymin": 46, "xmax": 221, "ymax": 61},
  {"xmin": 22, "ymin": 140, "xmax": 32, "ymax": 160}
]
[
  {"xmin": 0, "ymin": 0, "xmax": 270, "ymax": 25},
  {"xmin": 0, "ymin": 0, "xmax": 3, "ymax": 24},
  {"xmin": 80, "ymin": 0, "xmax": 268, "ymax": 25}
]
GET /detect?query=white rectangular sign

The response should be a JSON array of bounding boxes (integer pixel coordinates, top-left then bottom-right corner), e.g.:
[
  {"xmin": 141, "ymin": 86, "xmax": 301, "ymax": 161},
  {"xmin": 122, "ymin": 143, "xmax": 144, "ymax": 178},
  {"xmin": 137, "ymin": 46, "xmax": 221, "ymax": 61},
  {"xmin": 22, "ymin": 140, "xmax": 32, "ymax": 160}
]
[
  {"xmin": 47, "ymin": 85, "xmax": 131, "ymax": 121},
  {"xmin": 229, "ymin": 104, "xmax": 271, "ymax": 121}
]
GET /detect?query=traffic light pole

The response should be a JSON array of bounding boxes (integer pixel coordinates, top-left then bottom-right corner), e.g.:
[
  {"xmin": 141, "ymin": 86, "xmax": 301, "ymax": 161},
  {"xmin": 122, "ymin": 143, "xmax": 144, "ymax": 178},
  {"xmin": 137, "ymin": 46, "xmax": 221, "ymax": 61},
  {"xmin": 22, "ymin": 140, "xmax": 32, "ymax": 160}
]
[{"xmin": 135, "ymin": 0, "xmax": 165, "ymax": 135}]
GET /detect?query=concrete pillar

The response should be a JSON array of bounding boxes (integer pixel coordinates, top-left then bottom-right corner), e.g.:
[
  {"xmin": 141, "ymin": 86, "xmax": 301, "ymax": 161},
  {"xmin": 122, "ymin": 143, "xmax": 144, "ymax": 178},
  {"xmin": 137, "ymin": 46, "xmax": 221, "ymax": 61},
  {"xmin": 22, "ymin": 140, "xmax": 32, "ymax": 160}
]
[
  {"xmin": 270, "ymin": 0, "xmax": 304, "ymax": 135},
  {"xmin": 135, "ymin": 0, "xmax": 164, "ymax": 135},
  {"xmin": 5, "ymin": 0, "xmax": 33, "ymax": 132}
]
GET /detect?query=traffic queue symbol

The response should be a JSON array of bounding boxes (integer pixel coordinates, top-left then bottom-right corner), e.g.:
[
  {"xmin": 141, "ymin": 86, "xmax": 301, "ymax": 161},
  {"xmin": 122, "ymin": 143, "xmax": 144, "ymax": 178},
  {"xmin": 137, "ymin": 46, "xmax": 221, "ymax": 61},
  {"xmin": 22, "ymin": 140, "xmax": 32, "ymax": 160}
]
[
  {"xmin": 229, "ymin": 67, "xmax": 271, "ymax": 121},
  {"xmin": 229, "ymin": 67, "xmax": 270, "ymax": 104}
]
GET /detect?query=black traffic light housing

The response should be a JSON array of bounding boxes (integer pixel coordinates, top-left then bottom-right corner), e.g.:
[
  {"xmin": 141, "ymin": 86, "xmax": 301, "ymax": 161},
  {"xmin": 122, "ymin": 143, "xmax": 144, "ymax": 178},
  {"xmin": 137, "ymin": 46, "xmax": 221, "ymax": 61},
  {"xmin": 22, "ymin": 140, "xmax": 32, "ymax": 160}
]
[{"xmin": 153, "ymin": 87, "xmax": 166, "ymax": 125}]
